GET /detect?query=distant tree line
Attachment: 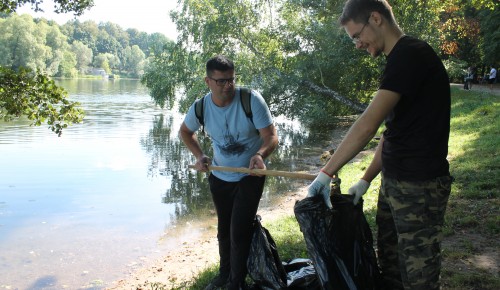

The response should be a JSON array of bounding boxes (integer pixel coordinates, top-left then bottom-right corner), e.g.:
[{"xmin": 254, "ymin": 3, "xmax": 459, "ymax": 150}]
[
  {"xmin": 0, "ymin": 12, "xmax": 173, "ymax": 78},
  {"xmin": 1, "ymin": 0, "xmax": 176, "ymax": 136},
  {"xmin": 1, "ymin": 0, "xmax": 498, "ymax": 135}
]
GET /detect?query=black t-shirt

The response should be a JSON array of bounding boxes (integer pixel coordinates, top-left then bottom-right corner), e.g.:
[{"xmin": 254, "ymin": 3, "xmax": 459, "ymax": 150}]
[{"xmin": 380, "ymin": 36, "xmax": 450, "ymax": 181}]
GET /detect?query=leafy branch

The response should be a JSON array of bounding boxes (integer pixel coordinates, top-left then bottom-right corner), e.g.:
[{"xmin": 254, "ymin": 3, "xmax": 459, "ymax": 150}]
[{"xmin": 0, "ymin": 67, "xmax": 84, "ymax": 136}]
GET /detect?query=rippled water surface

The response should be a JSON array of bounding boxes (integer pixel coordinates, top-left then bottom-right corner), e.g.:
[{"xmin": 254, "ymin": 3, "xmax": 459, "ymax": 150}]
[{"xmin": 0, "ymin": 79, "xmax": 331, "ymax": 289}]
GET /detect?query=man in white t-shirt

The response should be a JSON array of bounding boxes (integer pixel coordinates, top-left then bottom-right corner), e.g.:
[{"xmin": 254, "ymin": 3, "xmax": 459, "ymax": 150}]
[
  {"xmin": 489, "ymin": 65, "xmax": 497, "ymax": 90},
  {"xmin": 179, "ymin": 55, "xmax": 278, "ymax": 290}
]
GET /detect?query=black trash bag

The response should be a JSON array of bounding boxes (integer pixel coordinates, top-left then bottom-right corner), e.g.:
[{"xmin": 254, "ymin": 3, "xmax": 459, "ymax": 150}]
[
  {"xmin": 284, "ymin": 258, "xmax": 321, "ymax": 290},
  {"xmin": 294, "ymin": 194, "xmax": 381, "ymax": 290},
  {"xmin": 247, "ymin": 215, "xmax": 287, "ymax": 290}
]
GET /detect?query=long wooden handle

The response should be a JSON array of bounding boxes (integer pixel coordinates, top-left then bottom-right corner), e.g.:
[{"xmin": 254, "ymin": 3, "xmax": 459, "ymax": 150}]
[{"xmin": 188, "ymin": 165, "xmax": 316, "ymax": 180}]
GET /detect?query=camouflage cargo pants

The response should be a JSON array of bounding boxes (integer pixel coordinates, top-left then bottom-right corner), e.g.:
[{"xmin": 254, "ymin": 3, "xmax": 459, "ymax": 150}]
[{"xmin": 376, "ymin": 175, "xmax": 453, "ymax": 290}]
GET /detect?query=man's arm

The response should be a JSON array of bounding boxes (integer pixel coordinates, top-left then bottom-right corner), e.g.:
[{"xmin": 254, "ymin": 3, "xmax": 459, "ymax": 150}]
[
  {"xmin": 361, "ymin": 134, "xmax": 384, "ymax": 182},
  {"xmin": 179, "ymin": 122, "xmax": 210, "ymax": 171},
  {"xmin": 322, "ymin": 89, "xmax": 400, "ymax": 176},
  {"xmin": 249, "ymin": 124, "xmax": 278, "ymax": 170},
  {"xmin": 346, "ymin": 134, "xmax": 384, "ymax": 204}
]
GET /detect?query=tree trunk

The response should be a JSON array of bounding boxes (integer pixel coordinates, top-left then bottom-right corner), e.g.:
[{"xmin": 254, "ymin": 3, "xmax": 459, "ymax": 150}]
[{"xmin": 301, "ymin": 80, "xmax": 368, "ymax": 113}]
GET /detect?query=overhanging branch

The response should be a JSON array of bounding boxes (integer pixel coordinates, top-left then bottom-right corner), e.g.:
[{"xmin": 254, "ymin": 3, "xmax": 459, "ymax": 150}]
[{"xmin": 301, "ymin": 80, "xmax": 367, "ymax": 113}]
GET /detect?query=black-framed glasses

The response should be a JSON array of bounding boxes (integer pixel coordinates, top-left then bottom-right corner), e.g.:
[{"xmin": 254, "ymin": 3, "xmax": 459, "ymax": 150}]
[
  {"xmin": 208, "ymin": 76, "xmax": 237, "ymax": 86},
  {"xmin": 351, "ymin": 22, "xmax": 369, "ymax": 44}
]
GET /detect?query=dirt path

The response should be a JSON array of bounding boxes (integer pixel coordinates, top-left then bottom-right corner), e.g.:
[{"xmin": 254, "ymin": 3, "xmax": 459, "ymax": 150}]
[{"xmin": 450, "ymin": 82, "xmax": 500, "ymax": 95}]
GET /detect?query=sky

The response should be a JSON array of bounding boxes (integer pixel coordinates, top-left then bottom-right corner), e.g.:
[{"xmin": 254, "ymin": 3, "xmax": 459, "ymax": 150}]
[{"xmin": 16, "ymin": 0, "xmax": 179, "ymax": 40}]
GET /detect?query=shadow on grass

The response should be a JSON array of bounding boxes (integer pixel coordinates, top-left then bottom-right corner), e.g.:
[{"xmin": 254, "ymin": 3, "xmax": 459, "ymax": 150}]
[
  {"xmin": 445, "ymin": 88, "xmax": 500, "ymax": 236},
  {"xmin": 152, "ymin": 87, "xmax": 500, "ymax": 290},
  {"xmin": 441, "ymin": 88, "xmax": 500, "ymax": 289}
]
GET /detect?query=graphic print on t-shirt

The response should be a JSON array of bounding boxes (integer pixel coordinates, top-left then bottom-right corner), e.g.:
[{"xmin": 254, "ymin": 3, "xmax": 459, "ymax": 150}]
[{"xmin": 219, "ymin": 118, "xmax": 247, "ymax": 157}]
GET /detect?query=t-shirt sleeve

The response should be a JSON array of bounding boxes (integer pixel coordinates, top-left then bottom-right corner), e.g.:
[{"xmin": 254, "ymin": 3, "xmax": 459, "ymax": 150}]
[
  {"xmin": 250, "ymin": 90, "xmax": 273, "ymax": 129},
  {"xmin": 183, "ymin": 101, "xmax": 201, "ymax": 133}
]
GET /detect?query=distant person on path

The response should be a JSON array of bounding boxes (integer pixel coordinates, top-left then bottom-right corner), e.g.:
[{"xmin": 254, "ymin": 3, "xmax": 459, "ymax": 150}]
[
  {"xmin": 489, "ymin": 65, "xmax": 497, "ymax": 90},
  {"xmin": 307, "ymin": 0, "xmax": 453, "ymax": 289},
  {"xmin": 179, "ymin": 55, "xmax": 278, "ymax": 290},
  {"xmin": 464, "ymin": 66, "xmax": 474, "ymax": 90}
]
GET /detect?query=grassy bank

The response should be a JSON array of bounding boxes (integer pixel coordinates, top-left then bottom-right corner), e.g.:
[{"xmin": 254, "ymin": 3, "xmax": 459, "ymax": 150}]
[{"xmin": 165, "ymin": 87, "xmax": 499, "ymax": 290}]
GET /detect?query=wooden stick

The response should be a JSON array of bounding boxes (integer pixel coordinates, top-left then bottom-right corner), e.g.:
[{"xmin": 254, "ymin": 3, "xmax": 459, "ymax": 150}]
[{"xmin": 188, "ymin": 165, "xmax": 316, "ymax": 180}]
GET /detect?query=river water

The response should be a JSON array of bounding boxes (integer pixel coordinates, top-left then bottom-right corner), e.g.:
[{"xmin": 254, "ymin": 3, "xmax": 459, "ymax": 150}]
[{"xmin": 0, "ymin": 79, "xmax": 334, "ymax": 289}]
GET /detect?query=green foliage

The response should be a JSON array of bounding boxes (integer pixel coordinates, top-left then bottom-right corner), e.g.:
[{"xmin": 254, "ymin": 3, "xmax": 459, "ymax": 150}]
[
  {"xmin": 0, "ymin": 0, "xmax": 94, "ymax": 16},
  {"xmin": 139, "ymin": 0, "xmax": 500, "ymax": 128},
  {"xmin": 0, "ymin": 66, "xmax": 84, "ymax": 136},
  {"xmin": 442, "ymin": 57, "xmax": 468, "ymax": 83},
  {"xmin": 145, "ymin": 0, "xmax": 379, "ymax": 122},
  {"xmin": 122, "ymin": 45, "xmax": 146, "ymax": 78},
  {"xmin": 183, "ymin": 87, "xmax": 499, "ymax": 290},
  {"xmin": 0, "ymin": 13, "xmax": 49, "ymax": 71},
  {"xmin": 145, "ymin": 0, "xmax": 498, "ymax": 126},
  {"xmin": 478, "ymin": 6, "xmax": 500, "ymax": 66},
  {"xmin": 141, "ymin": 41, "xmax": 202, "ymax": 110},
  {"xmin": 58, "ymin": 50, "xmax": 78, "ymax": 77},
  {"xmin": 0, "ymin": 11, "xmax": 172, "ymax": 78}
]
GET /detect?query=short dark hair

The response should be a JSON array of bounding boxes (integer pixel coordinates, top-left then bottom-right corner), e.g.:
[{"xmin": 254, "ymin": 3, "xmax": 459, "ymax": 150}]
[
  {"xmin": 339, "ymin": 0, "xmax": 396, "ymax": 25},
  {"xmin": 206, "ymin": 55, "xmax": 234, "ymax": 76}
]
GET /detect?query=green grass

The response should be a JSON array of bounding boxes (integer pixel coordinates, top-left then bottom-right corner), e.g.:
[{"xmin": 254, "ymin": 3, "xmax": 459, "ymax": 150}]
[{"xmin": 151, "ymin": 87, "xmax": 500, "ymax": 289}]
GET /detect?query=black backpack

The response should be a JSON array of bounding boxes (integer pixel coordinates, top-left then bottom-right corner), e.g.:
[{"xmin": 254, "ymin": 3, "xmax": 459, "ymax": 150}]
[{"xmin": 194, "ymin": 87, "xmax": 254, "ymax": 133}]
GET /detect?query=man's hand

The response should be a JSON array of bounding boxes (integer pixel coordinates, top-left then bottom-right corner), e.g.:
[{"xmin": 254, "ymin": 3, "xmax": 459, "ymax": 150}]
[
  {"xmin": 249, "ymin": 153, "xmax": 266, "ymax": 176},
  {"xmin": 307, "ymin": 171, "xmax": 333, "ymax": 208},
  {"xmin": 348, "ymin": 179, "xmax": 370, "ymax": 205},
  {"xmin": 195, "ymin": 155, "xmax": 211, "ymax": 172}
]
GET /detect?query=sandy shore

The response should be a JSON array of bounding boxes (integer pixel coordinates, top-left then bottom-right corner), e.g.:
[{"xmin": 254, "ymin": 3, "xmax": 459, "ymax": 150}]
[
  {"xmin": 106, "ymin": 120, "xmax": 356, "ymax": 290},
  {"xmin": 107, "ymin": 186, "xmax": 308, "ymax": 290}
]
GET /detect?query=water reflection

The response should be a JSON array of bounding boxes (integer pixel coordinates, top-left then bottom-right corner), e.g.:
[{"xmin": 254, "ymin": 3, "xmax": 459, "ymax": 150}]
[
  {"xmin": 139, "ymin": 111, "xmax": 334, "ymax": 223},
  {"xmin": 0, "ymin": 78, "xmax": 338, "ymax": 289}
]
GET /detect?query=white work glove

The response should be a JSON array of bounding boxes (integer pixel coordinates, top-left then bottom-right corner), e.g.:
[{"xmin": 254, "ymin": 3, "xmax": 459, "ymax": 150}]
[
  {"xmin": 348, "ymin": 179, "xmax": 370, "ymax": 205},
  {"xmin": 307, "ymin": 171, "xmax": 333, "ymax": 208}
]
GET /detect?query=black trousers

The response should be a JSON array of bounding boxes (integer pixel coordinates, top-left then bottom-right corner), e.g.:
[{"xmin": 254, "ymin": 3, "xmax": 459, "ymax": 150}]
[{"xmin": 209, "ymin": 173, "xmax": 265, "ymax": 289}]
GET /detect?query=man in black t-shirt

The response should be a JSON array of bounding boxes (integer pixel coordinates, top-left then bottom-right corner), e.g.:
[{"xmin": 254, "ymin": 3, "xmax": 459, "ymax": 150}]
[{"xmin": 307, "ymin": 1, "xmax": 453, "ymax": 289}]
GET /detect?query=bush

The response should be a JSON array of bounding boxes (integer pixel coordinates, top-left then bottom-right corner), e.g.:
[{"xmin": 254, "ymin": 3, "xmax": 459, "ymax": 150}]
[{"xmin": 442, "ymin": 57, "xmax": 468, "ymax": 83}]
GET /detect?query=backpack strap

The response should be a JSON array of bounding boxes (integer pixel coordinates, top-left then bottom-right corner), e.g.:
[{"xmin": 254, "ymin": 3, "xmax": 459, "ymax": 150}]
[
  {"xmin": 239, "ymin": 87, "xmax": 253, "ymax": 124},
  {"xmin": 194, "ymin": 95, "xmax": 206, "ymax": 133},
  {"xmin": 194, "ymin": 88, "xmax": 256, "ymax": 134}
]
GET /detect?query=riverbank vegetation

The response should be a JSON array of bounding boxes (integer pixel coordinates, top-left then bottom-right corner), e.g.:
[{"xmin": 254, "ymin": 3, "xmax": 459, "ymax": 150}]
[
  {"xmin": 2, "ymin": 1, "xmax": 498, "ymax": 135},
  {"xmin": 142, "ymin": 0, "xmax": 499, "ymax": 127},
  {"xmin": 166, "ymin": 85, "xmax": 500, "ymax": 290},
  {"xmin": 0, "ymin": 12, "xmax": 171, "ymax": 79},
  {"xmin": 1, "ymin": 2, "xmax": 173, "ymax": 134}
]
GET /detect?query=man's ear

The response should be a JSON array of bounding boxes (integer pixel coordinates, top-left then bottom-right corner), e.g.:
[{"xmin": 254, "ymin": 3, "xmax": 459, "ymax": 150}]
[{"xmin": 371, "ymin": 11, "xmax": 383, "ymax": 26}]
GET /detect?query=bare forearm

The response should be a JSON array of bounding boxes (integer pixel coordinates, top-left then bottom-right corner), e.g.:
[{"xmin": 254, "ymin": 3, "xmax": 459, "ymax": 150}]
[
  {"xmin": 322, "ymin": 114, "xmax": 378, "ymax": 175},
  {"xmin": 361, "ymin": 135, "xmax": 383, "ymax": 182},
  {"xmin": 321, "ymin": 89, "xmax": 400, "ymax": 177},
  {"xmin": 256, "ymin": 124, "xmax": 278, "ymax": 159},
  {"xmin": 179, "ymin": 123, "xmax": 204, "ymax": 159}
]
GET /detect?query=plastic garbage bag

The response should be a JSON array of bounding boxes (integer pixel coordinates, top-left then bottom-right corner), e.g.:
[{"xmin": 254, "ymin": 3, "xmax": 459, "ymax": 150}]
[
  {"xmin": 247, "ymin": 215, "xmax": 287, "ymax": 290},
  {"xmin": 284, "ymin": 258, "xmax": 321, "ymax": 289},
  {"xmin": 294, "ymin": 194, "xmax": 381, "ymax": 290}
]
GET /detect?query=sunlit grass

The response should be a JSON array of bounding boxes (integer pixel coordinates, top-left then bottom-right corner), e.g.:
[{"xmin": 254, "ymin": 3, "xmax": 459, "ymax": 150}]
[{"xmin": 155, "ymin": 87, "xmax": 499, "ymax": 290}]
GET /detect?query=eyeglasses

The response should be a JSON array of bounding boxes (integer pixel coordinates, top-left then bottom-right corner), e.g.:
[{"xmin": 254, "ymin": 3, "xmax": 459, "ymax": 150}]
[
  {"xmin": 351, "ymin": 22, "xmax": 369, "ymax": 44},
  {"xmin": 208, "ymin": 76, "xmax": 236, "ymax": 86}
]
